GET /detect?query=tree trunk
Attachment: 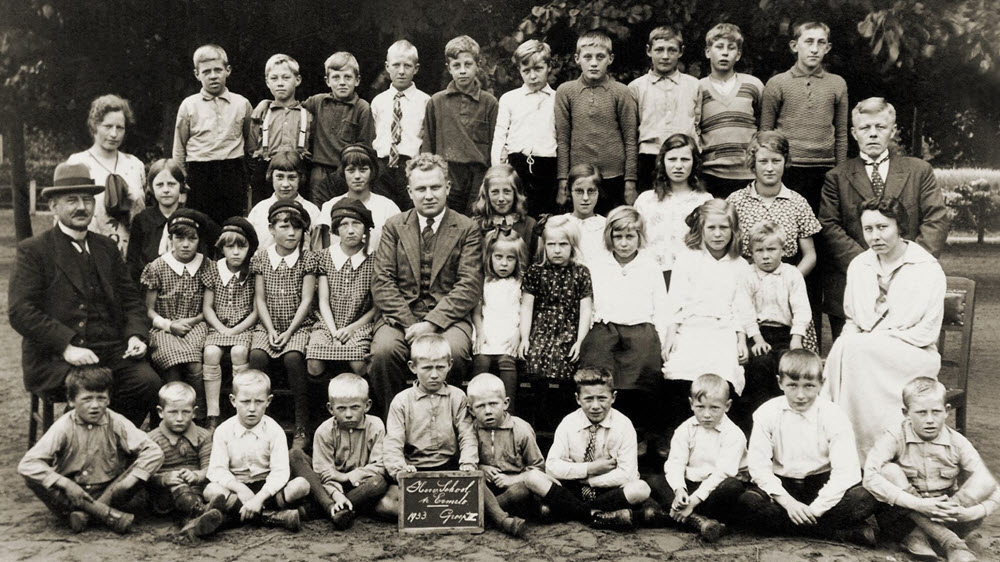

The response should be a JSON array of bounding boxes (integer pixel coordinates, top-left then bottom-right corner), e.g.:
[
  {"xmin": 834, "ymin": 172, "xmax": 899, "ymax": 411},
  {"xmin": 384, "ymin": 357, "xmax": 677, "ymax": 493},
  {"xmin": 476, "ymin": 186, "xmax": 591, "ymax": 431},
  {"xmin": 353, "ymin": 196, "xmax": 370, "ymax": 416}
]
[{"xmin": 7, "ymin": 117, "xmax": 33, "ymax": 241}]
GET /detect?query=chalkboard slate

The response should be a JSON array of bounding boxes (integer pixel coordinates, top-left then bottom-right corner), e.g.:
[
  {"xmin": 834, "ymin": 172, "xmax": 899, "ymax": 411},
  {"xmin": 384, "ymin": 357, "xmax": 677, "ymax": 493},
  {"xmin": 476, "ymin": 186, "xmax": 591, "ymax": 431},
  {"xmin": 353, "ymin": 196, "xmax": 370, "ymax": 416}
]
[{"xmin": 397, "ymin": 471, "xmax": 485, "ymax": 534}]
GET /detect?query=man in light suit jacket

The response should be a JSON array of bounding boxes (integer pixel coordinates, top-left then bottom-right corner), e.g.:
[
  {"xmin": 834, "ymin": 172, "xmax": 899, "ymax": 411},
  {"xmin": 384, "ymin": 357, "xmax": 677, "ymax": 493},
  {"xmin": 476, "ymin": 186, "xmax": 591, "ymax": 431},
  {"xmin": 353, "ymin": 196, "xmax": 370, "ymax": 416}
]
[
  {"xmin": 370, "ymin": 153, "xmax": 484, "ymax": 417},
  {"xmin": 819, "ymin": 97, "xmax": 950, "ymax": 339},
  {"xmin": 9, "ymin": 162, "xmax": 160, "ymax": 426}
]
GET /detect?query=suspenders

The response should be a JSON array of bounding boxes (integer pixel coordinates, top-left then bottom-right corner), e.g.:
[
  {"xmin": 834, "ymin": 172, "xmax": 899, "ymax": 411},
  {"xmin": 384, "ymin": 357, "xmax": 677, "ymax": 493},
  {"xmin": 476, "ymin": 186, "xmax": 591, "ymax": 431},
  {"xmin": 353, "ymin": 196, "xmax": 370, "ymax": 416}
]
[{"xmin": 260, "ymin": 102, "xmax": 308, "ymax": 155}]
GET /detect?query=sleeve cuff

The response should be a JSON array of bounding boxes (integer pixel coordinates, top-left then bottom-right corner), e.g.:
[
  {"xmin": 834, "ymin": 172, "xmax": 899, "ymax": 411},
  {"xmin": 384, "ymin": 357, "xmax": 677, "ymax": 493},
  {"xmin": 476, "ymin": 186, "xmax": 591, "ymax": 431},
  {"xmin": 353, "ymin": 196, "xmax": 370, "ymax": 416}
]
[
  {"xmin": 131, "ymin": 468, "xmax": 151, "ymax": 482},
  {"xmin": 42, "ymin": 473, "xmax": 63, "ymax": 489}
]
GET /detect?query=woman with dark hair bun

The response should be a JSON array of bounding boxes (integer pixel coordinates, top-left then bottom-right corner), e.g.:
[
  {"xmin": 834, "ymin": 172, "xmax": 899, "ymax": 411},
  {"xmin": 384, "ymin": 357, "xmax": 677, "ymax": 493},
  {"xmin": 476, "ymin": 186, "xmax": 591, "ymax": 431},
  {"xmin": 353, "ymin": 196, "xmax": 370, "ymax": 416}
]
[{"xmin": 822, "ymin": 196, "xmax": 946, "ymax": 460}]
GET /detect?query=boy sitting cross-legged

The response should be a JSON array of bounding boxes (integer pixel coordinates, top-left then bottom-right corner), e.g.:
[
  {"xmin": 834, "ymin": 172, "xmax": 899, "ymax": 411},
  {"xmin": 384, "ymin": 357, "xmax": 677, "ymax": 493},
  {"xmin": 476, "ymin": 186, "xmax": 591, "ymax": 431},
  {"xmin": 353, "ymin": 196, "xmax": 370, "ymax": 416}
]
[
  {"xmin": 739, "ymin": 349, "xmax": 878, "ymax": 545},
  {"xmin": 379, "ymin": 334, "xmax": 526, "ymax": 537},
  {"xmin": 545, "ymin": 367, "xmax": 653, "ymax": 530},
  {"xmin": 864, "ymin": 377, "xmax": 1000, "ymax": 562},
  {"xmin": 19, "ymin": 365, "xmax": 164, "ymax": 534},
  {"xmin": 647, "ymin": 373, "xmax": 747, "ymax": 542},
  {"xmin": 147, "ymin": 381, "xmax": 227, "ymax": 540},
  {"xmin": 204, "ymin": 370, "xmax": 310, "ymax": 532},
  {"xmin": 288, "ymin": 373, "xmax": 389, "ymax": 530}
]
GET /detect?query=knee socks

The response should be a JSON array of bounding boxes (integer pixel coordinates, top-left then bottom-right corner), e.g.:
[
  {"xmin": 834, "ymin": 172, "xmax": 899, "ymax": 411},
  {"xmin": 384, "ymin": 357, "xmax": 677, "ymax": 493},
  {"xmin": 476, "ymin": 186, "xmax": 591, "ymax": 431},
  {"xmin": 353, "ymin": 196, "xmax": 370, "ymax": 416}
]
[
  {"xmin": 283, "ymin": 352, "xmax": 309, "ymax": 429},
  {"xmin": 203, "ymin": 364, "xmax": 222, "ymax": 417}
]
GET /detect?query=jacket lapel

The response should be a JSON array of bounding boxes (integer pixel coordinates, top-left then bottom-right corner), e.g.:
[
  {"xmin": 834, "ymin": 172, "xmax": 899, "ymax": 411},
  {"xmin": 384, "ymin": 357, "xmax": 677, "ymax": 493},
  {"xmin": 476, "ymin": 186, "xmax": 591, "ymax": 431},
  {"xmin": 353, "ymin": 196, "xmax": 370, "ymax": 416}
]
[
  {"xmin": 848, "ymin": 158, "xmax": 876, "ymax": 200},
  {"xmin": 398, "ymin": 210, "xmax": 421, "ymax": 283},
  {"xmin": 430, "ymin": 210, "xmax": 461, "ymax": 284},
  {"xmin": 91, "ymin": 239, "xmax": 116, "ymax": 301},
  {"xmin": 50, "ymin": 229, "xmax": 89, "ymax": 296},
  {"xmin": 881, "ymin": 157, "xmax": 907, "ymax": 200}
]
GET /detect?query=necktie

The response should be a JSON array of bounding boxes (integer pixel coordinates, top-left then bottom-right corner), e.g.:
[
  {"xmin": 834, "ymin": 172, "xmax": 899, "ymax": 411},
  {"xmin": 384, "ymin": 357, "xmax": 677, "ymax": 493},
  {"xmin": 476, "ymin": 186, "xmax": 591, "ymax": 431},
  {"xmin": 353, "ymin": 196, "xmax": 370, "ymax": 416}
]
[
  {"xmin": 421, "ymin": 216, "xmax": 435, "ymax": 246},
  {"xmin": 72, "ymin": 239, "xmax": 89, "ymax": 255},
  {"xmin": 580, "ymin": 424, "xmax": 600, "ymax": 503},
  {"xmin": 388, "ymin": 91, "xmax": 404, "ymax": 168},
  {"xmin": 869, "ymin": 156, "xmax": 888, "ymax": 198}
]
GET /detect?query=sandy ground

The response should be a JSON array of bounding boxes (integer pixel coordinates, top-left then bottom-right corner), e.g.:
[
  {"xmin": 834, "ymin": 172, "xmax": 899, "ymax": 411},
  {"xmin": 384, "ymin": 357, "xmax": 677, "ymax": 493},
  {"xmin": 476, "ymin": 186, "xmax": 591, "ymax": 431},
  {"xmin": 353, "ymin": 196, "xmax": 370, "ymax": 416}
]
[{"xmin": 1, "ymin": 212, "xmax": 998, "ymax": 561}]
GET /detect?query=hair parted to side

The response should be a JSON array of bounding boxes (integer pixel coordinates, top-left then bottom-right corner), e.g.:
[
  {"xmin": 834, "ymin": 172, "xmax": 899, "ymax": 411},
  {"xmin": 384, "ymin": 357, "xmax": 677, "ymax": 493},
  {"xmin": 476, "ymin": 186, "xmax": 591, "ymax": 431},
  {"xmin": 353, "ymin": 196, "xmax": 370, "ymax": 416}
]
[
  {"xmin": 445, "ymin": 35, "xmax": 481, "ymax": 60},
  {"xmin": 232, "ymin": 370, "xmax": 272, "ymax": 396},
  {"xmin": 513, "ymin": 39, "xmax": 552, "ymax": 67},
  {"xmin": 746, "ymin": 130, "xmax": 791, "ymax": 172},
  {"xmin": 576, "ymin": 30, "xmax": 613, "ymax": 54},
  {"xmin": 405, "ymin": 152, "xmax": 449, "ymax": 182},
  {"xmin": 65, "ymin": 365, "xmax": 114, "ymax": 401},
  {"xmin": 792, "ymin": 21, "xmax": 831, "ymax": 41},
  {"xmin": 852, "ymin": 97, "xmax": 897, "ymax": 124},
  {"xmin": 409, "ymin": 333, "xmax": 453, "ymax": 363},
  {"xmin": 159, "ymin": 381, "xmax": 197, "ymax": 407},
  {"xmin": 387, "ymin": 40, "xmax": 419, "ymax": 63},
  {"xmin": 648, "ymin": 25, "xmax": 683, "ymax": 48},
  {"xmin": 778, "ymin": 348, "xmax": 823, "ymax": 382},
  {"xmin": 567, "ymin": 163, "xmax": 604, "ymax": 205},
  {"xmin": 857, "ymin": 196, "xmax": 910, "ymax": 237},
  {"xmin": 328, "ymin": 373, "xmax": 371, "ymax": 401},
  {"xmin": 684, "ymin": 198, "xmax": 742, "ymax": 258},
  {"xmin": 483, "ymin": 229, "xmax": 528, "ymax": 281},
  {"xmin": 705, "ymin": 23, "xmax": 744, "ymax": 49},
  {"xmin": 467, "ymin": 373, "xmax": 507, "ymax": 400},
  {"xmin": 653, "ymin": 133, "xmax": 703, "ymax": 201},
  {"xmin": 193, "ymin": 44, "xmax": 228, "ymax": 67},
  {"xmin": 537, "ymin": 214, "xmax": 583, "ymax": 265},
  {"xmin": 87, "ymin": 94, "xmax": 135, "ymax": 137},
  {"xmin": 573, "ymin": 367, "xmax": 615, "ymax": 392},
  {"xmin": 146, "ymin": 158, "xmax": 188, "ymax": 202},
  {"xmin": 265, "ymin": 53, "xmax": 301, "ymax": 76},
  {"xmin": 901, "ymin": 377, "xmax": 947, "ymax": 409},
  {"xmin": 748, "ymin": 220, "xmax": 787, "ymax": 250},
  {"xmin": 324, "ymin": 52, "xmax": 360, "ymax": 76},
  {"xmin": 472, "ymin": 164, "xmax": 528, "ymax": 222},
  {"xmin": 691, "ymin": 373, "xmax": 730, "ymax": 402},
  {"xmin": 603, "ymin": 206, "xmax": 647, "ymax": 252}
]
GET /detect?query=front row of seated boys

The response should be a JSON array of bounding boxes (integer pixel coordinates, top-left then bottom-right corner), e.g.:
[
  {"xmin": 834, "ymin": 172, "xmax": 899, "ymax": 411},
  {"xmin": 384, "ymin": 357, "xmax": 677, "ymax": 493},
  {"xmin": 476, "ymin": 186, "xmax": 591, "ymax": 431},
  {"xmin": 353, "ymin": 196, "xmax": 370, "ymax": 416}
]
[{"xmin": 18, "ymin": 336, "xmax": 998, "ymax": 560}]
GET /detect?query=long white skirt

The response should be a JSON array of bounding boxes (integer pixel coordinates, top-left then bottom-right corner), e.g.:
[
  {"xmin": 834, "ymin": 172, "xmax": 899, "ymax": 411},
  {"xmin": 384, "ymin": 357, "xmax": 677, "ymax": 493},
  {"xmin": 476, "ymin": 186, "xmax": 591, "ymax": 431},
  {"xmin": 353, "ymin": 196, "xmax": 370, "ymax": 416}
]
[{"xmin": 663, "ymin": 324, "xmax": 745, "ymax": 395}]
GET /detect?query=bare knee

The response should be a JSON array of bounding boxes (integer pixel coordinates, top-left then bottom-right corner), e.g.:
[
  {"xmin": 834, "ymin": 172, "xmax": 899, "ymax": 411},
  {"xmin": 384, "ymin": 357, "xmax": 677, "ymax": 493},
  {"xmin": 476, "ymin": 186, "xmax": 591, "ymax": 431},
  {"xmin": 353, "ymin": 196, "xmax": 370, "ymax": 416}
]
[
  {"xmin": 524, "ymin": 470, "xmax": 554, "ymax": 496},
  {"xmin": 230, "ymin": 345, "xmax": 249, "ymax": 366},
  {"xmin": 204, "ymin": 345, "xmax": 223, "ymax": 365},
  {"xmin": 283, "ymin": 477, "xmax": 310, "ymax": 503},
  {"xmin": 624, "ymin": 480, "xmax": 651, "ymax": 505},
  {"xmin": 203, "ymin": 483, "xmax": 229, "ymax": 502},
  {"xmin": 375, "ymin": 486, "xmax": 401, "ymax": 519}
]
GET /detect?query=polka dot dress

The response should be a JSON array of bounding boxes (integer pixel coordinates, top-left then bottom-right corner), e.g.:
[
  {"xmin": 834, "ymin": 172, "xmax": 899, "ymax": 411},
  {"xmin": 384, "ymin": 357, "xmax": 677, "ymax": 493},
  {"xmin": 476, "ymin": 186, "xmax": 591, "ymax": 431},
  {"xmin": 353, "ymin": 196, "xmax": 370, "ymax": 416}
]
[{"xmin": 522, "ymin": 261, "xmax": 593, "ymax": 380}]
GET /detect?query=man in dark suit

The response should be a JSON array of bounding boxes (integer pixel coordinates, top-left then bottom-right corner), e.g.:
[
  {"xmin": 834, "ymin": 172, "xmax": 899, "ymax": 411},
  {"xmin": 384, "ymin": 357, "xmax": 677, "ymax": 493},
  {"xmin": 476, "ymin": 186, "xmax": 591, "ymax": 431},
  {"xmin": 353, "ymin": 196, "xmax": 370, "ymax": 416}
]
[
  {"xmin": 370, "ymin": 153, "xmax": 484, "ymax": 417},
  {"xmin": 819, "ymin": 97, "xmax": 950, "ymax": 339},
  {"xmin": 9, "ymin": 162, "xmax": 160, "ymax": 426}
]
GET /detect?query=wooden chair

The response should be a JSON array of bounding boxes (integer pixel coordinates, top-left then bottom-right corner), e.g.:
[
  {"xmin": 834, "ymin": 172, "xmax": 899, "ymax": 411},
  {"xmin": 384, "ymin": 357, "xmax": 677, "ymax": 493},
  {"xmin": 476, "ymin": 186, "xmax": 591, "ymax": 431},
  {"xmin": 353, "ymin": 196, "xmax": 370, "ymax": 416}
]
[
  {"xmin": 939, "ymin": 276, "xmax": 975, "ymax": 434},
  {"xmin": 28, "ymin": 391, "xmax": 66, "ymax": 447}
]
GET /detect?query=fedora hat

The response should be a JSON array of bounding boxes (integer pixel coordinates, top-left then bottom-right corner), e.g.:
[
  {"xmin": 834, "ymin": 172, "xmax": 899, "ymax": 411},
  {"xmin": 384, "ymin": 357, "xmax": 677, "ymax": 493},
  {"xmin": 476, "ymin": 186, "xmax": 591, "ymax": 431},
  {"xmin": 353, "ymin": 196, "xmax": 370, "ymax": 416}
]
[{"xmin": 41, "ymin": 162, "xmax": 104, "ymax": 198}]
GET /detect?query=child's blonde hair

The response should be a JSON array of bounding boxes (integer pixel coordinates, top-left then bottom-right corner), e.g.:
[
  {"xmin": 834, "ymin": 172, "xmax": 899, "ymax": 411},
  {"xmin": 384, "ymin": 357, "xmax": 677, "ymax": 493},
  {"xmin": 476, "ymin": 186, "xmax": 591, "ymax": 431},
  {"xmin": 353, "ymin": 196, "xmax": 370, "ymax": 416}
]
[
  {"xmin": 537, "ymin": 215, "xmax": 582, "ymax": 265},
  {"xmin": 684, "ymin": 199, "xmax": 742, "ymax": 258},
  {"xmin": 445, "ymin": 35, "xmax": 480, "ymax": 60},
  {"xmin": 705, "ymin": 23, "xmax": 744, "ymax": 49},
  {"xmin": 324, "ymin": 52, "xmax": 360, "ymax": 77},
  {"xmin": 193, "ymin": 44, "xmax": 228, "ymax": 67},
  {"xmin": 512, "ymin": 40, "xmax": 551, "ymax": 67},
  {"xmin": 328, "ymin": 373, "xmax": 370, "ymax": 402},
  {"xmin": 467, "ymin": 373, "xmax": 507, "ymax": 401},
  {"xmin": 648, "ymin": 25, "xmax": 683, "ymax": 49},
  {"xmin": 232, "ymin": 370, "xmax": 272, "ymax": 396},
  {"xmin": 748, "ymin": 220, "xmax": 786, "ymax": 251},
  {"xmin": 603, "ymin": 205, "xmax": 646, "ymax": 252},
  {"xmin": 576, "ymin": 30, "xmax": 613, "ymax": 54},
  {"xmin": 792, "ymin": 21, "xmax": 831, "ymax": 41},
  {"xmin": 901, "ymin": 377, "xmax": 947, "ymax": 410},
  {"xmin": 778, "ymin": 349, "xmax": 823, "ymax": 382},
  {"xmin": 483, "ymin": 229, "xmax": 527, "ymax": 281},
  {"xmin": 472, "ymin": 164, "xmax": 528, "ymax": 224},
  {"xmin": 690, "ymin": 373, "xmax": 730, "ymax": 402},
  {"xmin": 265, "ymin": 53, "xmax": 300, "ymax": 76},
  {"xmin": 409, "ymin": 334, "xmax": 452, "ymax": 363},
  {"xmin": 387, "ymin": 40, "xmax": 419, "ymax": 63},
  {"xmin": 159, "ymin": 381, "xmax": 197, "ymax": 407},
  {"xmin": 215, "ymin": 229, "xmax": 249, "ymax": 252}
]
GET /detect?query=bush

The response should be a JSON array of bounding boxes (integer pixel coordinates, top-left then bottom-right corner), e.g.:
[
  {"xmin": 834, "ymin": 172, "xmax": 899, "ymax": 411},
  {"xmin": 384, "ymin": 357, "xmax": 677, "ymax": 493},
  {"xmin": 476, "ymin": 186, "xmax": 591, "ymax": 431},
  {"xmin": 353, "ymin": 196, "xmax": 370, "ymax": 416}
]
[{"xmin": 939, "ymin": 168, "xmax": 1000, "ymax": 243}]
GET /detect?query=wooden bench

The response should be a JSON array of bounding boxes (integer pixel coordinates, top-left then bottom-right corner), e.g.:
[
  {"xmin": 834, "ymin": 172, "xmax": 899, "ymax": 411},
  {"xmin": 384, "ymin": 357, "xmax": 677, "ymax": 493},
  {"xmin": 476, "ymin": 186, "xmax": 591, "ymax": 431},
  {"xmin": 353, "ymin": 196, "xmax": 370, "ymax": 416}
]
[{"xmin": 939, "ymin": 276, "xmax": 975, "ymax": 434}]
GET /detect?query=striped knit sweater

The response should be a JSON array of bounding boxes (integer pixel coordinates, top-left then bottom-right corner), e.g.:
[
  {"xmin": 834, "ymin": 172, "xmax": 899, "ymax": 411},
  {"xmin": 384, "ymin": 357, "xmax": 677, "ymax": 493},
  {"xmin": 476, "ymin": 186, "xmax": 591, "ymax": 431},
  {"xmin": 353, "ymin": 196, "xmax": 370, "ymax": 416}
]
[
  {"xmin": 555, "ymin": 75, "xmax": 639, "ymax": 181},
  {"xmin": 759, "ymin": 64, "xmax": 848, "ymax": 168},
  {"xmin": 699, "ymin": 73, "xmax": 764, "ymax": 180}
]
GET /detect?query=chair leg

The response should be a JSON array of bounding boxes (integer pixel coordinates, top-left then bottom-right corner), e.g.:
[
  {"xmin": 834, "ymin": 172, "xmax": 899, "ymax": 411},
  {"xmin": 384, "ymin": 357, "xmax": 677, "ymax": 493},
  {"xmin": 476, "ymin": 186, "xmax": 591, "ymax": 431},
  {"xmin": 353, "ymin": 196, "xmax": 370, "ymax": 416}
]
[
  {"xmin": 43, "ymin": 399, "xmax": 54, "ymax": 433},
  {"xmin": 956, "ymin": 404, "xmax": 967, "ymax": 434},
  {"xmin": 29, "ymin": 394, "xmax": 39, "ymax": 447}
]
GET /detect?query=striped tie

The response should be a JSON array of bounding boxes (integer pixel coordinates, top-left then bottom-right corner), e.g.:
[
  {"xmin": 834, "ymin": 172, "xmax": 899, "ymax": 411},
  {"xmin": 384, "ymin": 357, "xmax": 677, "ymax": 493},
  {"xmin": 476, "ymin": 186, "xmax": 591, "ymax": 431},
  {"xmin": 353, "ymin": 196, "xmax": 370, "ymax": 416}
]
[
  {"xmin": 388, "ymin": 91, "xmax": 404, "ymax": 168},
  {"xmin": 580, "ymin": 424, "xmax": 600, "ymax": 503}
]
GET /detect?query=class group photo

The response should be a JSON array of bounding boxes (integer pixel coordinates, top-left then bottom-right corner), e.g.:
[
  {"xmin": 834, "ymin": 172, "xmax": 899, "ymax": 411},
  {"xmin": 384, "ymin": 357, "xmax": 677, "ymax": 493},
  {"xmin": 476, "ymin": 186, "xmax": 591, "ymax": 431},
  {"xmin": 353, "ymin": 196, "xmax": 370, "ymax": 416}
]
[{"xmin": 2, "ymin": 0, "xmax": 1000, "ymax": 560}]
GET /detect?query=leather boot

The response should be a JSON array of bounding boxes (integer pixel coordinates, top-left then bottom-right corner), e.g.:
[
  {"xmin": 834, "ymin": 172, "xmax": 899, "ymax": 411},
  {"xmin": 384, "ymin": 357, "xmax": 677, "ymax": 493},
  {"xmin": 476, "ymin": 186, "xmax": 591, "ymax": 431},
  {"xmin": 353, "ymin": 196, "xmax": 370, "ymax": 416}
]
[
  {"xmin": 589, "ymin": 508, "xmax": 634, "ymax": 530},
  {"xmin": 261, "ymin": 509, "xmax": 301, "ymax": 532},
  {"xmin": 687, "ymin": 513, "xmax": 725, "ymax": 542},
  {"xmin": 76, "ymin": 501, "xmax": 134, "ymax": 534}
]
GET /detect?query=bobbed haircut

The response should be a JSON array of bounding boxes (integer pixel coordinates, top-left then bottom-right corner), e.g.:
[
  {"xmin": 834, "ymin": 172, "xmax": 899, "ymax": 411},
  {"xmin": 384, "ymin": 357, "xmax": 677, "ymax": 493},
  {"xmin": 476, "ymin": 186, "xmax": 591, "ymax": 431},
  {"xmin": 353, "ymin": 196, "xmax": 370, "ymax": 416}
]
[
  {"xmin": 690, "ymin": 373, "xmax": 730, "ymax": 402},
  {"xmin": 653, "ymin": 133, "xmax": 703, "ymax": 201},
  {"xmin": 328, "ymin": 373, "xmax": 371, "ymax": 402},
  {"xmin": 573, "ymin": 367, "xmax": 615, "ymax": 392},
  {"xmin": 603, "ymin": 205, "xmax": 647, "ymax": 252},
  {"xmin": 266, "ymin": 150, "xmax": 304, "ymax": 182},
  {"xmin": 537, "ymin": 214, "xmax": 583, "ymax": 265},
  {"xmin": 87, "ymin": 94, "xmax": 135, "ymax": 137},
  {"xmin": 705, "ymin": 23, "xmax": 744, "ymax": 49},
  {"xmin": 483, "ymin": 229, "xmax": 528, "ymax": 281},
  {"xmin": 159, "ymin": 381, "xmax": 197, "ymax": 407},
  {"xmin": 858, "ymin": 196, "xmax": 909, "ymax": 238},
  {"xmin": 215, "ymin": 229, "xmax": 249, "ymax": 251},
  {"xmin": 778, "ymin": 348, "xmax": 823, "ymax": 382},
  {"xmin": 146, "ymin": 158, "xmax": 189, "ymax": 207},
  {"xmin": 901, "ymin": 377, "xmax": 947, "ymax": 410},
  {"xmin": 65, "ymin": 365, "xmax": 114, "ymax": 401},
  {"xmin": 684, "ymin": 198, "xmax": 742, "ymax": 258},
  {"xmin": 746, "ymin": 130, "xmax": 791, "ymax": 172}
]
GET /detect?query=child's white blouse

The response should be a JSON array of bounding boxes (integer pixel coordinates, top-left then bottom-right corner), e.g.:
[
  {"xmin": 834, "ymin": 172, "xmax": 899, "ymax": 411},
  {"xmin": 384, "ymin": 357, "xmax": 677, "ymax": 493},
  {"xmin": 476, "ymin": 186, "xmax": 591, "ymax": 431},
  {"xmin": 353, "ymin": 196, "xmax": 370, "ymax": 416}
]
[
  {"xmin": 480, "ymin": 277, "xmax": 522, "ymax": 355},
  {"xmin": 666, "ymin": 248, "xmax": 754, "ymax": 331}
]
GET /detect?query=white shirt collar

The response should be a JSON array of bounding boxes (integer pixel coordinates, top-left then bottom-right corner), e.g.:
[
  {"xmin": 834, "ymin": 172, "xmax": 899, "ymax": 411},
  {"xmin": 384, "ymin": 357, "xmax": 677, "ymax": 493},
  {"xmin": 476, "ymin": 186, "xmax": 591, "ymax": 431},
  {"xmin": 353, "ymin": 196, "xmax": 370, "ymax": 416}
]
[
  {"xmin": 571, "ymin": 408, "xmax": 616, "ymax": 431},
  {"xmin": 163, "ymin": 252, "xmax": 203, "ymax": 276},
  {"xmin": 390, "ymin": 83, "xmax": 418, "ymax": 98},
  {"xmin": 329, "ymin": 244, "xmax": 367, "ymax": 270},
  {"xmin": 267, "ymin": 244, "xmax": 300, "ymax": 269},
  {"xmin": 57, "ymin": 221, "xmax": 89, "ymax": 248},
  {"xmin": 520, "ymin": 83, "xmax": 555, "ymax": 96},
  {"xmin": 861, "ymin": 150, "xmax": 890, "ymax": 165},
  {"xmin": 417, "ymin": 208, "xmax": 446, "ymax": 235},
  {"xmin": 217, "ymin": 258, "xmax": 239, "ymax": 285},
  {"xmin": 749, "ymin": 182, "xmax": 795, "ymax": 200}
]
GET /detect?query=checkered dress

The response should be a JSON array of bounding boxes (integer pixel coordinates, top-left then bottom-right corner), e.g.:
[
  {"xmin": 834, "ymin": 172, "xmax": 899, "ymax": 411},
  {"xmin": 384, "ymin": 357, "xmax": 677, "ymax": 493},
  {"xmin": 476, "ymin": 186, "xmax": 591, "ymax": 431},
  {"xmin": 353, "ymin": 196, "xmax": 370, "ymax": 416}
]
[
  {"xmin": 306, "ymin": 249, "xmax": 375, "ymax": 362},
  {"xmin": 249, "ymin": 249, "xmax": 319, "ymax": 357},
  {"xmin": 201, "ymin": 259, "xmax": 255, "ymax": 349},
  {"xmin": 141, "ymin": 256, "xmax": 209, "ymax": 370}
]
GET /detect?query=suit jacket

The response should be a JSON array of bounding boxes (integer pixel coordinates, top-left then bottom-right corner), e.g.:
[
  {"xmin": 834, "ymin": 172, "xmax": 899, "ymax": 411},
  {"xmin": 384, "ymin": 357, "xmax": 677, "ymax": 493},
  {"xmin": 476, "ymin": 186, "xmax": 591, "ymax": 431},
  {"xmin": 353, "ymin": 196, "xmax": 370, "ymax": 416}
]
[
  {"xmin": 9, "ymin": 227, "xmax": 150, "ymax": 393},
  {"xmin": 372, "ymin": 208, "xmax": 483, "ymax": 336},
  {"xmin": 818, "ymin": 154, "xmax": 949, "ymax": 317}
]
